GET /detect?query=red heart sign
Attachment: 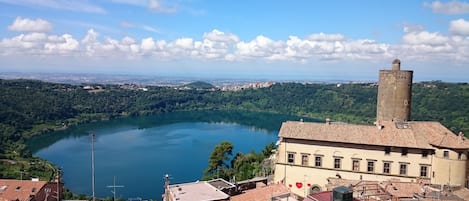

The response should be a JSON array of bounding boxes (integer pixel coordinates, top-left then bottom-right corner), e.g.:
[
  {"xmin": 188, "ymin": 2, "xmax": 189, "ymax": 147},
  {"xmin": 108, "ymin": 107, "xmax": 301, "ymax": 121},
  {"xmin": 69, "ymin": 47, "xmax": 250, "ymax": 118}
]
[{"xmin": 296, "ymin": 182, "xmax": 303, "ymax": 189}]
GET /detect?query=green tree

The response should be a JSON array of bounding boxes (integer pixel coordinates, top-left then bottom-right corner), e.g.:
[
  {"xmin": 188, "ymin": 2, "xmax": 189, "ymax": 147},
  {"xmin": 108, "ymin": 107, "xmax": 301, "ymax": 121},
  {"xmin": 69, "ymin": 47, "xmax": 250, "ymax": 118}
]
[
  {"xmin": 262, "ymin": 142, "xmax": 276, "ymax": 157},
  {"xmin": 203, "ymin": 141, "xmax": 233, "ymax": 179}
]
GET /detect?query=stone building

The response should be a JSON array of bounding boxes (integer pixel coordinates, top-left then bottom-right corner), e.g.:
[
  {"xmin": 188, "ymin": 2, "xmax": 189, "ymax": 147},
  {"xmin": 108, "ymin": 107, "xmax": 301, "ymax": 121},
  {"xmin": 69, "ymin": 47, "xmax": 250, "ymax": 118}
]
[{"xmin": 273, "ymin": 59, "xmax": 469, "ymax": 197}]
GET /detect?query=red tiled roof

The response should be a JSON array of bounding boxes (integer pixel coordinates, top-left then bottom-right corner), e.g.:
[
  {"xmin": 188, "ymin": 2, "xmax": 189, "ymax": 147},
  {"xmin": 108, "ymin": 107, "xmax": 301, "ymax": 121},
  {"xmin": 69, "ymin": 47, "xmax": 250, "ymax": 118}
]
[
  {"xmin": 0, "ymin": 179, "xmax": 47, "ymax": 201},
  {"xmin": 304, "ymin": 191, "xmax": 332, "ymax": 201},
  {"xmin": 230, "ymin": 183, "xmax": 291, "ymax": 201},
  {"xmin": 379, "ymin": 181, "xmax": 422, "ymax": 198},
  {"xmin": 279, "ymin": 121, "xmax": 469, "ymax": 149}
]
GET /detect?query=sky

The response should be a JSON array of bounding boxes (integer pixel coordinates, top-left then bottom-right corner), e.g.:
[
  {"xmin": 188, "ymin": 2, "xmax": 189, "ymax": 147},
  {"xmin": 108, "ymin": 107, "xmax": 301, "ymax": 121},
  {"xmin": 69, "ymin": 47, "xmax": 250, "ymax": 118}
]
[{"xmin": 0, "ymin": 0, "xmax": 469, "ymax": 81}]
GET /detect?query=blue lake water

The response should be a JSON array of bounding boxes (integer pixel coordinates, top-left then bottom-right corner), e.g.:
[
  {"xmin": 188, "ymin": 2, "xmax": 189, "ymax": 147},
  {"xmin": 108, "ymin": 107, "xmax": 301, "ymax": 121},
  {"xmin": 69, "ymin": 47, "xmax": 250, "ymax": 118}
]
[{"xmin": 29, "ymin": 111, "xmax": 309, "ymax": 199}]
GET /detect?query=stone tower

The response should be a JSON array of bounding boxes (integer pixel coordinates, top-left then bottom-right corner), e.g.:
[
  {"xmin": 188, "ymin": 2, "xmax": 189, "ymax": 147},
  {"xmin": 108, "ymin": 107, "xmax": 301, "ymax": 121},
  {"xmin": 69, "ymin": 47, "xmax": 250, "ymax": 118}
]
[{"xmin": 376, "ymin": 59, "xmax": 413, "ymax": 122}]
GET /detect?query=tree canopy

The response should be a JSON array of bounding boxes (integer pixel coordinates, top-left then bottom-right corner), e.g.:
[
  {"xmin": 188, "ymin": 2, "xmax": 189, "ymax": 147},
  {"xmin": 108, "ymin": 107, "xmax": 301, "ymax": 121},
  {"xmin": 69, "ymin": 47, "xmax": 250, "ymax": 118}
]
[
  {"xmin": 203, "ymin": 141, "xmax": 273, "ymax": 182},
  {"xmin": 204, "ymin": 141, "xmax": 233, "ymax": 177}
]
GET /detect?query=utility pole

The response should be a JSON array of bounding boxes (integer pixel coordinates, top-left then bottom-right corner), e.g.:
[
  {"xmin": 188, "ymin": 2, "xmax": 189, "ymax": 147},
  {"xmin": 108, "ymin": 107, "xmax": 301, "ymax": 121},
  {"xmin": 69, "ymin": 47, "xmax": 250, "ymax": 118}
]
[
  {"xmin": 91, "ymin": 132, "xmax": 96, "ymax": 201},
  {"xmin": 164, "ymin": 174, "xmax": 170, "ymax": 201},
  {"xmin": 107, "ymin": 176, "xmax": 124, "ymax": 201}
]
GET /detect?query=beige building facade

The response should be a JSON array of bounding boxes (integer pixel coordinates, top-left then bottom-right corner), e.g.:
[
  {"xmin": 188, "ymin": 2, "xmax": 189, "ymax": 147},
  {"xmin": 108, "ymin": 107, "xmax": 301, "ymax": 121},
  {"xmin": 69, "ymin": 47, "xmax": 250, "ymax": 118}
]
[
  {"xmin": 273, "ymin": 60, "xmax": 469, "ymax": 197},
  {"xmin": 273, "ymin": 121, "xmax": 469, "ymax": 197}
]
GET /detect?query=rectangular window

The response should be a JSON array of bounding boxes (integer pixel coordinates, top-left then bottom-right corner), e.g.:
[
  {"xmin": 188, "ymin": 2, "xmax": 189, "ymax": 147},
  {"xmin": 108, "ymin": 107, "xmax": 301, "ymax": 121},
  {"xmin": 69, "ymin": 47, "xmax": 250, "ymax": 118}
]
[
  {"xmin": 383, "ymin": 162, "xmax": 391, "ymax": 174},
  {"xmin": 287, "ymin": 153, "xmax": 295, "ymax": 164},
  {"xmin": 334, "ymin": 158, "xmax": 341, "ymax": 169},
  {"xmin": 315, "ymin": 156, "xmax": 322, "ymax": 167},
  {"xmin": 401, "ymin": 148, "xmax": 408, "ymax": 156},
  {"xmin": 352, "ymin": 160, "xmax": 360, "ymax": 171},
  {"xmin": 301, "ymin": 154, "xmax": 309, "ymax": 166},
  {"xmin": 367, "ymin": 161, "xmax": 374, "ymax": 172},
  {"xmin": 420, "ymin": 166, "xmax": 428, "ymax": 177},
  {"xmin": 384, "ymin": 147, "xmax": 391, "ymax": 155},
  {"xmin": 399, "ymin": 164, "xmax": 407, "ymax": 175},
  {"xmin": 443, "ymin": 150, "xmax": 449, "ymax": 158},
  {"xmin": 422, "ymin": 150, "xmax": 428, "ymax": 158}
]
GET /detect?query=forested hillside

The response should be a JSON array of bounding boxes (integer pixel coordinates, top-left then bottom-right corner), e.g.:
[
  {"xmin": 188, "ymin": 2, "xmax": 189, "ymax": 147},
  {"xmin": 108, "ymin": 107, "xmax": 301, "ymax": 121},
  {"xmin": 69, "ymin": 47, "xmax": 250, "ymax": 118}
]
[{"xmin": 0, "ymin": 79, "xmax": 468, "ymax": 179}]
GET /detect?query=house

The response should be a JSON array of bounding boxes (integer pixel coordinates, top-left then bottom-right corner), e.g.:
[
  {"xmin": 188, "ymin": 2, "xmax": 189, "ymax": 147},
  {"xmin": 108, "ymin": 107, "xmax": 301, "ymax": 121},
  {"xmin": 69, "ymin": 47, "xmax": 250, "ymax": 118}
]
[
  {"xmin": 0, "ymin": 179, "xmax": 62, "ymax": 201},
  {"xmin": 273, "ymin": 59, "xmax": 469, "ymax": 197}
]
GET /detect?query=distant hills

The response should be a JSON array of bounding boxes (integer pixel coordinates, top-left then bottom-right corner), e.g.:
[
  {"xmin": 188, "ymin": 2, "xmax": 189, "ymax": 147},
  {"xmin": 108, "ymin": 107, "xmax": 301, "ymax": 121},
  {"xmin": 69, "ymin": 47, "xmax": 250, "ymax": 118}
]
[{"xmin": 182, "ymin": 81, "xmax": 215, "ymax": 89}]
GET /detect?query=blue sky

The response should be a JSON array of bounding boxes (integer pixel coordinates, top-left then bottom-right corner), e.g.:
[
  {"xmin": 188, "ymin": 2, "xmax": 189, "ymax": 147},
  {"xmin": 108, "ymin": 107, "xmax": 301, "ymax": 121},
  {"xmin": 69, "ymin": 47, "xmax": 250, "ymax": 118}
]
[{"xmin": 0, "ymin": 0, "xmax": 469, "ymax": 81}]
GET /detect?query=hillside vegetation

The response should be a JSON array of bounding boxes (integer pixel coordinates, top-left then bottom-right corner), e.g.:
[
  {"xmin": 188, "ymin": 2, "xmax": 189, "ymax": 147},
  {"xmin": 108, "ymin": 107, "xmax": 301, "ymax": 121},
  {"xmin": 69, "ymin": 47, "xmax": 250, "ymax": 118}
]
[{"xmin": 0, "ymin": 79, "xmax": 468, "ymax": 180}]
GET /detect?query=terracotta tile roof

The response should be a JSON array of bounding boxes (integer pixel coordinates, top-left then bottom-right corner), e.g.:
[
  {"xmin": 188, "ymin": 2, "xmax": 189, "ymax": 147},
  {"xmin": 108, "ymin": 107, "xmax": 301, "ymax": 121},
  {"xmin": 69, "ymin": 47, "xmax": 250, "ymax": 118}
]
[
  {"xmin": 230, "ymin": 183, "xmax": 296, "ymax": 201},
  {"xmin": 168, "ymin": 181, "xmax": 229, "ymax": 201},
  {"xmin": 279, "ymin": 121, "xmax": 469, "ymax": 149},
  {"xmin": 304, "ymin": 191, "xmax": 331, "ymax": 201},
  {"xmin": 452, "ymin": 188, "xmax": 469, "ymax": 201},
  {"xmin": 411, "ymin": 122, "xmax": 469, "ymax": 149},
  {"xmin": 379, "ymin": 181, "xmax": 422, "ymax": 198},
  {"xmin": 0, "ymin": 179, "xmax": 47, "ymax": 201}
]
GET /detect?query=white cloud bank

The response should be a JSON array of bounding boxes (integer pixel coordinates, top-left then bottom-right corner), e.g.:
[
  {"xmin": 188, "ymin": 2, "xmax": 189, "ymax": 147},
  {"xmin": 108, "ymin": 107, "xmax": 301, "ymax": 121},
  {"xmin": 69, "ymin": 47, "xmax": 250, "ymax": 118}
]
[
  {"xmin": 8, "ymin": 17, "xmax": 52, "ymax": 32},
  {"xmin": 2, "ymin": 17, "xmax": 469, "ymax": 65}
]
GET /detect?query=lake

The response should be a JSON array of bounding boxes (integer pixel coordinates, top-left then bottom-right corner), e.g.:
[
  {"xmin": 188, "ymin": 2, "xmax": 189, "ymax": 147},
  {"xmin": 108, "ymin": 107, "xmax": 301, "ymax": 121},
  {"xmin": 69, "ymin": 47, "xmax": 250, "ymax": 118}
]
[{"xmin": 29, "ymin": 111, "xmax": 309, "ymax": 199}]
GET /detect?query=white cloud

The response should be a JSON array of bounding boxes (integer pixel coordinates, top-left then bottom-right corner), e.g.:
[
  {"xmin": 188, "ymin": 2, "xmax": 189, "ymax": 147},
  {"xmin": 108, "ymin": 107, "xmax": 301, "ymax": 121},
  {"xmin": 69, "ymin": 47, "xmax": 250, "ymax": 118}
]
[
  {"xmin": 142, "ymin": 25, "xmax": 160, "ymax": 33},
  {"xmin": 196, "ymin": 30, "xmax": 239, "ymax": 59},
  {"xmin": 8, "ymin": 17, "xmax": 52, "ymax": 32},
  {"xmin": 402, "ymin": 31, "xmax": 448, "ymax": 45},
  {"xmin": 22, "ymin": 33, "xmax": 47, "ymax": 42},
  {"xmin": 424, "ymin": 1, "xmax": 469, "ymax": 14},
  {"xmin": 81, "ymin": 29, "xmax": 99, "ymax": 56},
  {"xmin": 148, "ymin": 0, "xmax": 177, "ymax": 13},
  {"xmin": 287, "ymin": 35, "xmax": 336, "ymax": 57},
  {"xmin": 0, "ymin": 0, "xmax": 106, "ymax": 14},
  {"xmin": 0, "ymin": 32, "xmax": 80, "ymax": 56},
  {"xmin": 141, "ymin": 37, "xmax": 156, "ymax": 53},
  {"xmin": 82, "ymin": 29, "xmax": 99, "ymax": 44},
  {"xmin": 44, "ymin": 34, "xmax": 79, "ymax": 54},
  {"xmin": 174, "ymin": 38, "xmax": 194, "ymax": 49},
  {"xmin": 236, "ymin": 35, "xmax": 285, "ymax": 59},
  {"xmin": 395, "ymin": 27, "xmax": 469, "ymax": 62},
  {"xmin": 306, "ymin": 33, "xmax": 345, "ymax": 41},
  {"xmin": 449, "ymin": 18, "xmax": 469, "ymax": 35},
  {"xmin": 403, "ymin": 24, "xmax": 426, "ymax": 33},
  {"xmin": 0, "ymin": 34, "xmax": 42, "ymax": 50},
  {"xmin": 203, "ymin": 29, "xmax": 239, "ymax": 43}
]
